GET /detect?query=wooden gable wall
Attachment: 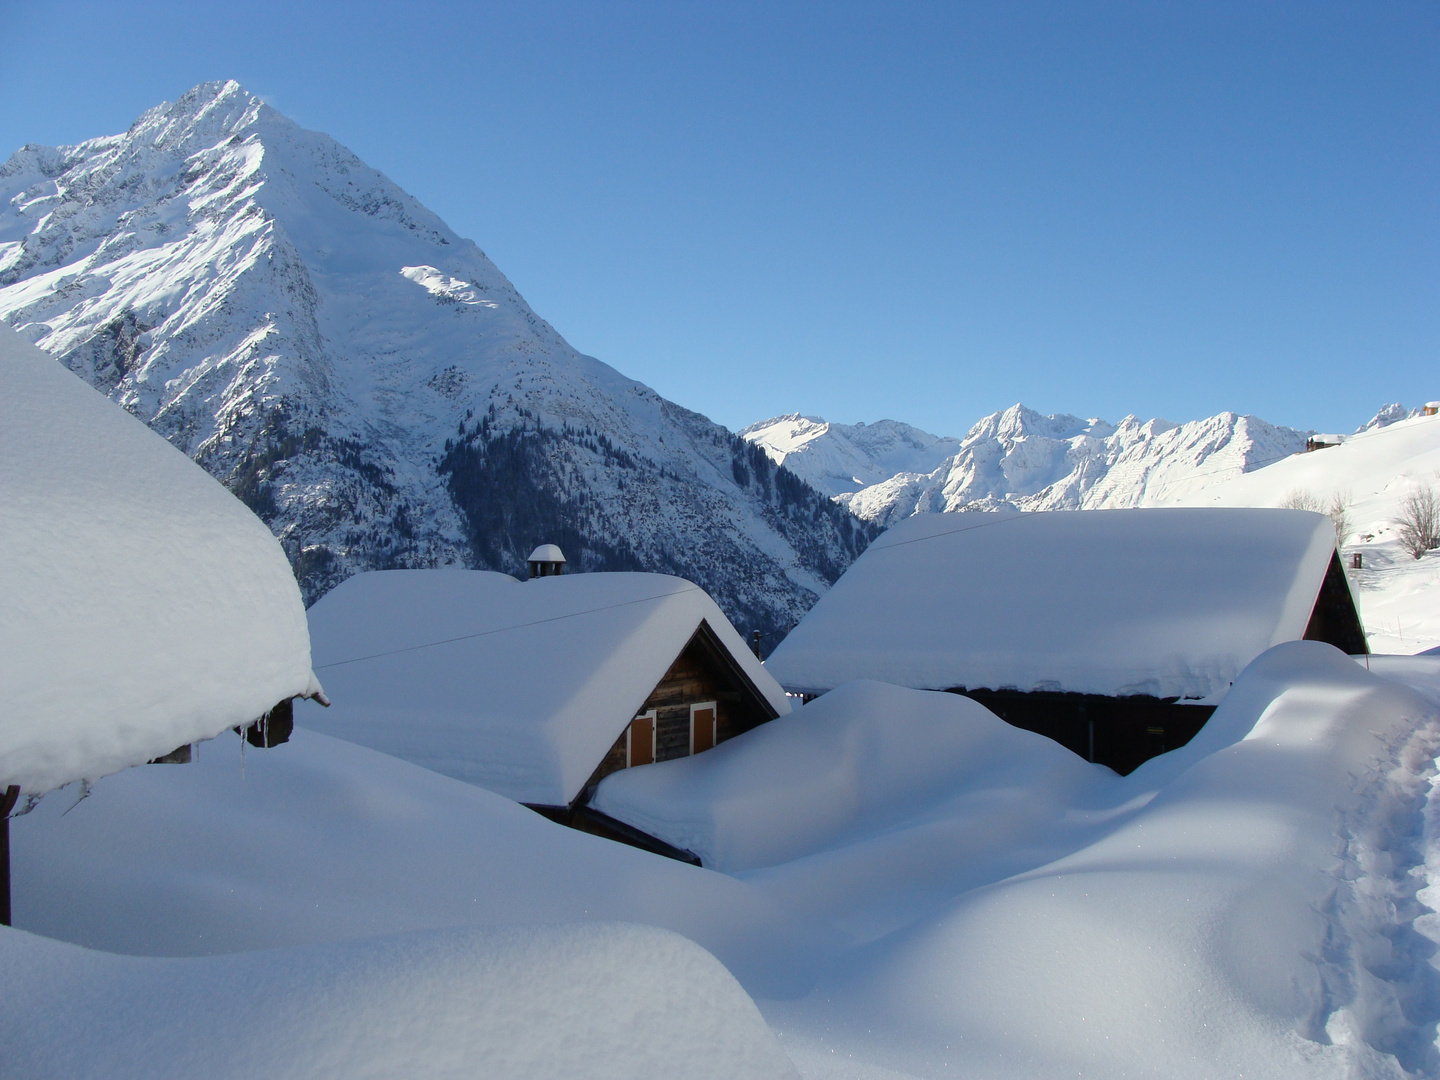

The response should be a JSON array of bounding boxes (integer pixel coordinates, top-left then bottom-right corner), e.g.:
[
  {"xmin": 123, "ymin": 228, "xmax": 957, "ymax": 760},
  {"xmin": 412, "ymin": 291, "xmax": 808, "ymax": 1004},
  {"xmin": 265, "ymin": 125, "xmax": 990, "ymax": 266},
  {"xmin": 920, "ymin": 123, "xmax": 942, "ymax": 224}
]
[{"xmin": 576, "ymin": 620, "xmax": 780, "ymax": 805}]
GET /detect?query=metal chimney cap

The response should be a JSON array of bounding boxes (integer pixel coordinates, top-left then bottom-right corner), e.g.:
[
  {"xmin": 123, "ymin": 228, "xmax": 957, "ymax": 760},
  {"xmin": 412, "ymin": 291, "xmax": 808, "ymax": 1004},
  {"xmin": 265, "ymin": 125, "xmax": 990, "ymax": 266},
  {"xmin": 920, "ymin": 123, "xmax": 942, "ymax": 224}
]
[{"xmin": 527, "ymin": 544, "xmax": 566, "ymax": 564}]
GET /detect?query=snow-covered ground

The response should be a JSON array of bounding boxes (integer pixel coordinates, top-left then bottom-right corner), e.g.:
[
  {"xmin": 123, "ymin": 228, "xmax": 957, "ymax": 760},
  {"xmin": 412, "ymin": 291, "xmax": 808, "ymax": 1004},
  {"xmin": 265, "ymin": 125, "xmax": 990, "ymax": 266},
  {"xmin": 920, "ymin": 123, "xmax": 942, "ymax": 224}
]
[
  {"xmin": 1174, "ymin": 411, "xmax": 1440, "ymax": 654},
  {"xmin": 1, "ymin": 920, "xmax": 797, "ymax": 1080},
  {"xmin": 8, "ymin": 643, "xmax": 1440, "ymax": 1078}
]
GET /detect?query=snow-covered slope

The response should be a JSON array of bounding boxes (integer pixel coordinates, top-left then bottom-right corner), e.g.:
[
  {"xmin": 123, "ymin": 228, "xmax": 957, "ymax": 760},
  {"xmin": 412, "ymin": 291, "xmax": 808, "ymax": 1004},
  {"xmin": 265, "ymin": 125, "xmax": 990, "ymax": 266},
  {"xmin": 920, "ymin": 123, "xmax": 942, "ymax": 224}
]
[
  {"xmin": 737, "ymin": 414, "xmax": 964, "ymax": 498},
  {"xmin": 1174, "ymin": 410, "xmax": 1440, "ymax": 654},
  {"xmin": 743, "ymin": 404, "xmax": 1308, "ymax": 527},
  {"xmin": 0, "ymin": 81, "xmax": 872, "ymax": 635}
]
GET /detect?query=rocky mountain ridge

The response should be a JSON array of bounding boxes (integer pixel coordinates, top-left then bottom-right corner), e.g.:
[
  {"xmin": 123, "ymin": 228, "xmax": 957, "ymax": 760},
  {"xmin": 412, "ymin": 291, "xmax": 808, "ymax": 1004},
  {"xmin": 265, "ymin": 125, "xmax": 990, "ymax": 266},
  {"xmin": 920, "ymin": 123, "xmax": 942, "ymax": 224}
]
[
  {"xmin": 0, "ymin": 81, "xmax": 873, "ymax": 637},
  {"xmin": 743, "ymin": 404, "xmax": 1314, "ymax": 527}
]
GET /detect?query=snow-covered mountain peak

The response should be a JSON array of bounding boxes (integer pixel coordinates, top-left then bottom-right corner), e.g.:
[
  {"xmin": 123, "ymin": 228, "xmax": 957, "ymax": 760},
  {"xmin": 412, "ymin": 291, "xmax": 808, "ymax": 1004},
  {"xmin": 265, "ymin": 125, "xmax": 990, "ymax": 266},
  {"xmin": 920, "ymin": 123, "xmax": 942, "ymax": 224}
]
[
  {"xmin": 965, "ymin": 402, "xmax": 1115, "ymax": 444},
  {"xmin": 1, "ymin": 82, "xmax": 873, "ymax": 635},
  {"xmin": 1357, "ymin": 402, "xmax": 1421, "ymax": 433},
  {"xmin": 740, "ymin": 413, "xmax": 963, "ymax": 498},
  {"xmin": 743, "ymin": 403, "xmax": 1311, "ymax": 527}
]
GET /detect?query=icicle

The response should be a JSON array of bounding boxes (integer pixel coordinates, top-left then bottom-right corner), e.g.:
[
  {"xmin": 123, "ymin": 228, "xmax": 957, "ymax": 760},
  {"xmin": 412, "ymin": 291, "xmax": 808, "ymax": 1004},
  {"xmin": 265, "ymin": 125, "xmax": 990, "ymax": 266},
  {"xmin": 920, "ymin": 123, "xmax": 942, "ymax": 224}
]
[
  {"xmin": 239, "ymin": 726, "xmax": 247, "ymax": 778},
  {"xmin": 10, "ymin": 792, "xmax": 43, "ymax": 818},
  {"xmin": 62, "ymin": 779, "xmax": 93, "ymax": 816}
]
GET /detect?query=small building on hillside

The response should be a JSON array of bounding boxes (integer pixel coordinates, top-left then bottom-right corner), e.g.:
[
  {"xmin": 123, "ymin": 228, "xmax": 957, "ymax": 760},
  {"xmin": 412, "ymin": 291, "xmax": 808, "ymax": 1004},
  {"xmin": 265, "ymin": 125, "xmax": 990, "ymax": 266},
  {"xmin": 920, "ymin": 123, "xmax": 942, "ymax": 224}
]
[
  {"xmin": 765, "ymin": 507, "xmax": 1367, "ymax": 774},
  {"xmin": 0, "ymin": 326, "xmax": 323, "ymax": 922},
  {"xmin": 298, "ymin": 568, "xmax": 789, "ymax": 854}
]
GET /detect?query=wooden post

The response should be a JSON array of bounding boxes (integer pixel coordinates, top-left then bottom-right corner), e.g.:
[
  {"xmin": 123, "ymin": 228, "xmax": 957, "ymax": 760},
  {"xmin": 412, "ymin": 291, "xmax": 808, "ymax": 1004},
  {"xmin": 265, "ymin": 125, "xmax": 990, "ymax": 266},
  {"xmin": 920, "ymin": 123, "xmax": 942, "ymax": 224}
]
[
  {"xmin": 751, "ymin": 630, "xmax": 762, "ymax": 659},
  {"xmin": 1352, "ymin": 552, "xmax": 1363, "ymax": 570},
  {"xmin": 1, "ymin": 784, "xmax": 20, "ymax": 927}
]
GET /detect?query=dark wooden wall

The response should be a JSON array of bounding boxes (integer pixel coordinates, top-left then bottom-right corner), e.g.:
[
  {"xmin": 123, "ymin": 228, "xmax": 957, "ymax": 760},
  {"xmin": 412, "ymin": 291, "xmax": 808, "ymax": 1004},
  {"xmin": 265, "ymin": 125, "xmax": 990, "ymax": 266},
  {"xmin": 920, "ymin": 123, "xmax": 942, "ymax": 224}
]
[
  {"xmin": 1303, "ymin": 551, "xmax": 1369, "ymax": 655},
  {"xmin": 948, "ymin": 688, "xmax": 1215, "ymax": 775},
  {"xmin": 576, "ymin": 621, "xmax": 779, "ymax": 803}
]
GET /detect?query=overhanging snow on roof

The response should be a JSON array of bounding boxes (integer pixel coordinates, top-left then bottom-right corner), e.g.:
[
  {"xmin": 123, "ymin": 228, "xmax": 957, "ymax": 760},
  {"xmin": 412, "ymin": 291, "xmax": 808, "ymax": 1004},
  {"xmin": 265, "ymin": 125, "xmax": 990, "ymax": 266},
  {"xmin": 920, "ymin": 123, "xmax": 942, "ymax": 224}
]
[
  {"xmin": 766, "ymin": 507, "xmax": 1343, "ymax": 702},
  {"xmin": 0, "ymin": 326, "xmax": 320, "ymax": 796},
  {"xmin": 298, "ymin": 569, "xmax": 790, "ymax": 807}
]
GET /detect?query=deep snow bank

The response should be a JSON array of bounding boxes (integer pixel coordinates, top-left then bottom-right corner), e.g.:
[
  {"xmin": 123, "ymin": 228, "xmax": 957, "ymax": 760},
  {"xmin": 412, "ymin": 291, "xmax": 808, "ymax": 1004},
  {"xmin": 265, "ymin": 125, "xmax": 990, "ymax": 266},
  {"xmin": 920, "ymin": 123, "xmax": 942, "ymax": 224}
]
[
  {"xmin": 770, "ymin": 643, "xmax": 1440, "ymax": 1079},
  {"xmin": 592, "ymin": 680, "xmax": 1110, "ymax": 874},
  {"xmin": 0, "ymin": 921, "xmax": 798, "ymax": 1080},
  {"xmin": 9, "ymin": 728, "xmax": 825, "ymax": 996}
]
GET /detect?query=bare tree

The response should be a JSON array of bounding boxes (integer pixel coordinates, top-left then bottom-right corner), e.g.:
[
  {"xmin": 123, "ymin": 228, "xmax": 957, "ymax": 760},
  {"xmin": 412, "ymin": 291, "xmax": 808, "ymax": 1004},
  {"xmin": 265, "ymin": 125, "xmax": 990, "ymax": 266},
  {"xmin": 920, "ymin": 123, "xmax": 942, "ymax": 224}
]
[
  {"xmin": 1280, "ymin": 489, "xmax": 1323, "ymax": 513},
  {"xmin": 1281, "ymin": 488, "xmax": 1352, "ymax": 545},
  {"xmin": 1396, "ymin": 485, "xmax": 1440, "ymax": 559},
  {"xmin": 1328, "ymin": 489, "xmax": 1352, "ymax": 548}
]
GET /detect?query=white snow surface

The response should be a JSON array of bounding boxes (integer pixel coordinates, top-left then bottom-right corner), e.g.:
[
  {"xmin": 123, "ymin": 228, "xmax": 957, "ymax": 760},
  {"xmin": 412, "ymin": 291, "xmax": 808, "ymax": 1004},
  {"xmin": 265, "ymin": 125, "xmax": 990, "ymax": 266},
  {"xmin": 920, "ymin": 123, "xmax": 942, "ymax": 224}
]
[
  {"xmin": 297, "ymin": 568, "xmax": 788, "ymax": 806},
  {"xmin": 9, "ymin": 646, "xmax": 1440, "ymax": 1077},
  {"xmin": 765, "ymin": 644, "xmax": 1440, "ymax": 1079},
  {"xmin": 743, "ymin": 404, "xmax": 1308, "ymax": 526},
  {"xmin": 8, "ymin": 728, "xmax": 824, "ymax": 994},
  {"xmin": 765, "ymin": 506, "xmax": 1341, "ymax": 700},
  {"xmin": 593, "ymin": 681, "xmax": 1111, "ymax": 876},
  {"xmin": 1173, "ymin": 411, "xmax": 1440, "ymax": 654},
  {"xmin": 0, "ymin": 920, "xmax": 798, "ymax": 1080},
  {"xmin": 0, "ymin": 325, "xmax": 317, "ymax": 795}
]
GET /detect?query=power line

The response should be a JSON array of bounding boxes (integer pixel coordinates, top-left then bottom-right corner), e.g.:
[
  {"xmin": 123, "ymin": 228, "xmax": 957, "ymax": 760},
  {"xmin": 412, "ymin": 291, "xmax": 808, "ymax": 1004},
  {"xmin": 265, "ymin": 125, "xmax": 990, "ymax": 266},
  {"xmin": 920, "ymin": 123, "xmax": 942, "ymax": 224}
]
[{"xmin": 314, "ymin": 585, "xmax": 703, "ymax": 670}]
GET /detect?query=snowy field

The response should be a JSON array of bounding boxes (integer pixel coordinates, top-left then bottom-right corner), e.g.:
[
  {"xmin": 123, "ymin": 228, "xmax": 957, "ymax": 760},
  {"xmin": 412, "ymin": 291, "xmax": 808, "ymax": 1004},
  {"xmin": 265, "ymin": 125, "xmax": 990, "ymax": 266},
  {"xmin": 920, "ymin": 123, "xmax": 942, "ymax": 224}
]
[{"xmin": 7, "ymin": 643, "xmax": 1440, "ymax": 1078}]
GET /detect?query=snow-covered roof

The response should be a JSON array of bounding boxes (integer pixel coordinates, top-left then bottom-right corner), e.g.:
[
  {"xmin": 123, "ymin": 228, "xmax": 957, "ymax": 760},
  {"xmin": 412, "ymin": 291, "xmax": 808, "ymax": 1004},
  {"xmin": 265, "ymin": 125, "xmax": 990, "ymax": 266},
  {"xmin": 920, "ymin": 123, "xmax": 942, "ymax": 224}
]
[
  {"xmin": 298, "ymin": 569, "xmax": 790, "ymax": 806},
  {"xmin": 766, "ymin": 508, "xmax": 1341, "ymax": 701},
  {"xmin": 527, "ymin": 543, "xmax": 566, "ymax": 564},
  {"xmin": 0, "ymin": 326, "xmax": 319, "ymax": 796}
]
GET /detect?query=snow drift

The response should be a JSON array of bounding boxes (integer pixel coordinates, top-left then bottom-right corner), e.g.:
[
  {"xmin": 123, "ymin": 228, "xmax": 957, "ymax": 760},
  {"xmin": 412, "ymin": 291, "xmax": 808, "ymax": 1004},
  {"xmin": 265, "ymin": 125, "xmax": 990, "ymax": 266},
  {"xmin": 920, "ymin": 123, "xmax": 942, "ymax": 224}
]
[
  {"xmin": 0, "ymin": 920, "xmax": 799, "ymax": 1080},
  {"xmin": 592, "ymin": 680, "xmax": 1109, "ymax": 874},
  {"xmin": 767, "ymin": 644, "xmax": 1440, "ymax": 1078}
]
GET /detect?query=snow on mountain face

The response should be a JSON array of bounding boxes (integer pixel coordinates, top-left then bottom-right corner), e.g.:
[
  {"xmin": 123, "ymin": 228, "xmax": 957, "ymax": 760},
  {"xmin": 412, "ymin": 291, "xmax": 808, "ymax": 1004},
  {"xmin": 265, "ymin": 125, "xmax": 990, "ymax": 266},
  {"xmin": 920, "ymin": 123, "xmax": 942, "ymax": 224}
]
[
  {"xmin": 737, "ymin": 414, "xmax": 963, "ymax": 498},
  {"xmin": 745, "ymin": 404, "xmax": 1310, "ymax": 527},
  {"xmin": 1357, "ymin": 402, "xmax": 1419, "ymax": 433},
  {"xmin": 0, "ymin": 81, "xmax": 874, "ymax": 635}
]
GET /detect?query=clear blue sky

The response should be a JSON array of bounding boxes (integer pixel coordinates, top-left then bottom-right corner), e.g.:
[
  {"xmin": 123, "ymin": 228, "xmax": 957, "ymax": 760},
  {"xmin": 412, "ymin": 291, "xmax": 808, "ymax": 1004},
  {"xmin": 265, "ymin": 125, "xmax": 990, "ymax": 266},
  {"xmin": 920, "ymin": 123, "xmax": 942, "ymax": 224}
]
[{"xmin": 2, "ymin": 1, "xmax": 1435, "ymax": 436}]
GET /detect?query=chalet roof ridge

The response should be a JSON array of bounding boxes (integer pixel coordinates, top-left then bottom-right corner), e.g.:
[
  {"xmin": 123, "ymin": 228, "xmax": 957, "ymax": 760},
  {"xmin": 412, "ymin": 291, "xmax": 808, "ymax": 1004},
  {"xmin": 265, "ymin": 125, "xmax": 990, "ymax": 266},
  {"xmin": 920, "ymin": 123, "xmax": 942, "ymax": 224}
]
[{"xmin": 314, "ymin": 582, "xmax": 705, "ymax": 671}]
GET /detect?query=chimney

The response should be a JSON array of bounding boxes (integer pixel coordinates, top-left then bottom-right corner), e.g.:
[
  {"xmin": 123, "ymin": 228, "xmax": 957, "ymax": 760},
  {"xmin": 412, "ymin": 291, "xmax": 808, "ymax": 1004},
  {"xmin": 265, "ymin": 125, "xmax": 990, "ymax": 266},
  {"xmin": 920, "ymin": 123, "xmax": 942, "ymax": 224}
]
[{"xmin": 527, "ymin": 544, "xmax": 567, "ymax": 579}]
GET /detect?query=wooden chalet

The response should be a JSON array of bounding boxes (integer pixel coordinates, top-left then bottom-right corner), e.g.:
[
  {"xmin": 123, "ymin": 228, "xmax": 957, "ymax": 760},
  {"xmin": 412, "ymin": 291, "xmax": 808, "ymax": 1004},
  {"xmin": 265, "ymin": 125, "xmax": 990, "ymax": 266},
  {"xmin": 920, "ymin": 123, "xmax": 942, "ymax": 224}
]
[
  {"xmin": 299, "ymin": 565, "xmax": 790, "ymax": 858},
  {"xmin": 766, "ymin": 507, "xmax": 1367, "ymax": 775}
]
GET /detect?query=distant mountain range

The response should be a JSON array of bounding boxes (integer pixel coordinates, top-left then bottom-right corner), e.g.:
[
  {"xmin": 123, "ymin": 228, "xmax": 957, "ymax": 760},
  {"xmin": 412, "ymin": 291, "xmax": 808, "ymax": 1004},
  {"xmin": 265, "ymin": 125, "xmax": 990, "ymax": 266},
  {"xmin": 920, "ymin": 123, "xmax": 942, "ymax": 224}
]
[
  {"xmin": 741, "ymin": 405, "xmax": 1314, "ymax": 526},
  {"xmin": 0, "ymin": 81, "xmax": 872, "ymax": 638}
]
